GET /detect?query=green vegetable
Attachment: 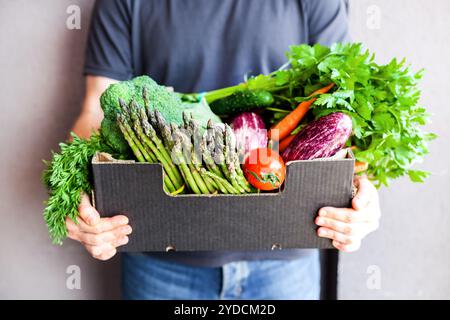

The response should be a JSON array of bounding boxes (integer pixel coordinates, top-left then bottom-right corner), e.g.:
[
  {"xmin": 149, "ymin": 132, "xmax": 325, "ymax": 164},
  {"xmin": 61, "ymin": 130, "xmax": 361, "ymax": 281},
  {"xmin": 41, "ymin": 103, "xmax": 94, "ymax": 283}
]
[
  {"xmin": 42, "ymin": 133, "xmax": 112, "ymax": 244},
  {"xmin": 100, "ymin": 117, "xmax": 131, "ymax": 155},
  {"xmin": 179, "ymin": 97, "xmax": 222, "ymax": 129},
  {"xmin": 209, "ymin": 90, "xmax": 274, "ymax": 116},
  {"xmin": 42, "ymin": 76, "xmax": 242, "ymax": 245},
  {"xmin": 100, "ymin": 76, "xmax": 221, "ymax": 154},
  {"xmin": 290, "ymin": 43, "xmax": 436, "ymax": 187},
  {"xmin": 194, "ymin": 43, "xmax": 436, "ymax": 187}
]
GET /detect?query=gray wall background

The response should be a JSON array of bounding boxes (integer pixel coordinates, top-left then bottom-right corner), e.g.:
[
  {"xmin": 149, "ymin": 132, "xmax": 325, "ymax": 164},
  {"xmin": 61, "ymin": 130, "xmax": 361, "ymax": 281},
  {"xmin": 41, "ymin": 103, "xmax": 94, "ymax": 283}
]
[{"xmin": 0, "ymin": 0, "xmax": 448, "ymax": 299}]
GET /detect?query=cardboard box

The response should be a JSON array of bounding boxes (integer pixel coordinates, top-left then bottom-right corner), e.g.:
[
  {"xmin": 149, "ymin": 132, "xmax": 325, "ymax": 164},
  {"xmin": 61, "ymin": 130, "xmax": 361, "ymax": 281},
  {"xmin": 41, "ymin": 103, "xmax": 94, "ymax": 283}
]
[{"xmin": 92, "ymin": 150, "xmax": 355, "ymax": 252}]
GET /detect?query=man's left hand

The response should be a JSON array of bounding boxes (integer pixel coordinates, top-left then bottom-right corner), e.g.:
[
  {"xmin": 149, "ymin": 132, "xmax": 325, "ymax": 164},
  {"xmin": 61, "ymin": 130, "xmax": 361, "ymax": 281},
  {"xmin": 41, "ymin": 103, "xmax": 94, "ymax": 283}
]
[{"xmin": 315, "ymin": 175, "xmax": 381, "ymax": 252}]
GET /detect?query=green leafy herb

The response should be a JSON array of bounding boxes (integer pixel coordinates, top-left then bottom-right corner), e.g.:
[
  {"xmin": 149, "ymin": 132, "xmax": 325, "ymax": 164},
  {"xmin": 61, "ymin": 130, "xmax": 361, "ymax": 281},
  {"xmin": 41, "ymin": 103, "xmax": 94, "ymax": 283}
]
[
  {"xmin": 288, "ymin": 43, "xmax": 435, "ymax": 187},
  {"xmin": 42, "ymin": 133, "xmax": 110, "ymax": 244},
  {"xmin": 197, "ymin": 43, "xmax": 436, "ymax": 187}
]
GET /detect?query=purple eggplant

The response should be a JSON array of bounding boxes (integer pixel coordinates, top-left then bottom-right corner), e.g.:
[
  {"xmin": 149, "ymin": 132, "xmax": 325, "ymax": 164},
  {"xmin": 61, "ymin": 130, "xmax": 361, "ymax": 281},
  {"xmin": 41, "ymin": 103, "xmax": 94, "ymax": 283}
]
[
  {"xmin": 231, "ymin": 112, "xmax": 268, "ymax": 156},
  {"xmin": 281, "ymin": 112, "xmax": 352, "ymax": 161}
]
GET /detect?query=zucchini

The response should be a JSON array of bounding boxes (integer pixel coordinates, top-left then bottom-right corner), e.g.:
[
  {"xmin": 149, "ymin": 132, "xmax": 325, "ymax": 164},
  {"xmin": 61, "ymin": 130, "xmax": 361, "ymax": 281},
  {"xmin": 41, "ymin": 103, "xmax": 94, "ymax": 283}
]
[{"xmin": 210, "ymin": 90, "xmax": 274, "ymax": 116}]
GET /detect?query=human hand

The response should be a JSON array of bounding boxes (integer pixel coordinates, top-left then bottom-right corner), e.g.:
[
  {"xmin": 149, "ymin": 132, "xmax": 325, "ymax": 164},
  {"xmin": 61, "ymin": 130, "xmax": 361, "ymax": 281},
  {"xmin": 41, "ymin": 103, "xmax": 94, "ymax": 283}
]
[
  {"xmin": 315, "ymin": 175, "xmax": 381, "ymax": 252},
  {"xmin": 66, "ymin": 193, "xmax": 132, "ymax": 260}
]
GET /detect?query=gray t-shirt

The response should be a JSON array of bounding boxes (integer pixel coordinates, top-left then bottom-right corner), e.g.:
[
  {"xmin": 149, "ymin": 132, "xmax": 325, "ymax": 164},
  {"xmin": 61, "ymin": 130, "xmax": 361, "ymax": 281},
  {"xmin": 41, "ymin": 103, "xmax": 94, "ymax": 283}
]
[{"xmin": 85, "ymin": 0, "xmax": 349, "ymax": 267}]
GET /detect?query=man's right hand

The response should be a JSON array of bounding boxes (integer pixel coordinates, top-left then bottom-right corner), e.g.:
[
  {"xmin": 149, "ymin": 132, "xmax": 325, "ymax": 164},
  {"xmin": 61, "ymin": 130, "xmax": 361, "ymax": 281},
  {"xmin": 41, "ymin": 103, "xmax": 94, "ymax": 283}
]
[{"xmin": 66, "ymin": 193, "xmax": 132, "ymax": 260}]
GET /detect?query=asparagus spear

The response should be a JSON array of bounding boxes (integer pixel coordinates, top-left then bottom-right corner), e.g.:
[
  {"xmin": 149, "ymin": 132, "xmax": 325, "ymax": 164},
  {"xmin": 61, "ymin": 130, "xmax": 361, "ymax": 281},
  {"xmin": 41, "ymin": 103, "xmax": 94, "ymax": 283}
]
[
  {"xmin": 172, "ymin": 133, "xmax": 201, "ymax": 194},
  {"xmin": 189, "ymin": 117, "xmax": 203, "ymax": 167},
  {"xmin": 200, "ymin": 136, "xmax": 225, "ymax": 178},
  {"xmin": 142, "ymin": 86, "xmax": 151, "ymax": 116},
  {"xmin": 160, "ymin": 120, "xmax": 174, "ymax": 151},
  {"xmin": 144, "ymin": 115, "xmax": 176, "ymax": 169},
  {"xmin": 154, "ymin": 109, "xmax": 167, "ymax": 132},
  {"xmin": 224, "ymin": 124, "xmax": 252, "ymax": 192},
  {"xmin": 200, "ymin": 168, "xmax": 240, "ymax": 194},
  {"xmin": 213, "ymin": 125, "xmax": 245, "ymax": 193},
  {"xmin": 192, "ymin": 145, "xmax": 216, "ymax": 194},
  {"xmin": 178, "ymin": 130, "xmax": 210, "ymax": 194},
  {"xmin": 182, "ymin": 111, "xmax": 191, "ymax": 131},
  {"xmin": 148, "ymin": 108, "xmax": 159, "ymax": 131}
]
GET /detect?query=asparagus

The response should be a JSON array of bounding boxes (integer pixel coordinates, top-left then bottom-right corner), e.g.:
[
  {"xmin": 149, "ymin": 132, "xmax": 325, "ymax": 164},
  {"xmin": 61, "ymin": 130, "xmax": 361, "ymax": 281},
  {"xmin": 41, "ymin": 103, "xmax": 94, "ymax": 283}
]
[
  {"xmin": 189, "ymin": 117, "xmax": 203, "ymax": 168},
  {"xmin": 224, "ymin": 124, "xmax": 252, "ymax": 192},
  {"xmin": 205, "ymin": 119, "xmax": 215, "ymax": 152},
  {"xmin": 117, "ymin": 116, "xmax": 145, "ymax": 163},
  {"xmin": 142, "ymin": 86, "xmax": 150, "ymax": 111},
  {"xmin": 200, "ymin": 163, "xmax": 228, "ymax": 194},
  {"xmin": 182, "ymin": 111, "xmax": 191, "ymax": 131},
  {"xmin": 214, "ymin": 125, "xmax": 245, "ymax": 193},
  {"xmin": 117, "ymin": 113, "xmax": 176, "ymax": 193},
  {"xmin": 143, "ymin": 120, "xmax": 171, "ymax": 162},
  {"xmin": 172, "ymin": 134, "xmax": 201, "ymax": 194},
  {"xmin": 178, "ymin": 130, "xmax": 211, "ymax": 194},
  {"xmin": 148, "ymin": 108, "xmax": 159, "ymax": 131},
  {"xmin": 155, "ymin": 110, "xmax": 174, "ymax": 150},
  {"xmin": 121, "ymin": 99, "xmax": 181, "ymax": 189},
  {"xmin": 160, "ymin": 120, "xmax": 174, "ymax": 151},
  {"xmin": 127, "ymin": 101, "xmax": 184, "ymax": 189},
  {"xmin": 117, "ymin": 112, "xmax": 155, "ymax": 163},
  {"xmin": 142, "ymin": 86, "xmax": 155, "ymax": 124},
  {"xmin": 200, "ymin": 136, "xmax": 225, "ymax": 178},
  {"xmin": 200, "ymin": 168, "xmax": 240, "ymax": 194},
  {"xmin": 117, "ymin": 94, "xmax": 251, "ymax": 195},
  {"xmin": 190, "ymin": 136, "xmax": 216, "ymax": 194}
]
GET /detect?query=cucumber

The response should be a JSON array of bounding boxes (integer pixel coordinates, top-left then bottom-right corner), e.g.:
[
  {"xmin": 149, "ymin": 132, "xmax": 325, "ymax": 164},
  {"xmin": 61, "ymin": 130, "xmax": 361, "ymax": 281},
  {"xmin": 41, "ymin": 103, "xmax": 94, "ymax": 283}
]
[{"xmin": 210, "ymin": 90, "xmax": 274, "ymax": 116}]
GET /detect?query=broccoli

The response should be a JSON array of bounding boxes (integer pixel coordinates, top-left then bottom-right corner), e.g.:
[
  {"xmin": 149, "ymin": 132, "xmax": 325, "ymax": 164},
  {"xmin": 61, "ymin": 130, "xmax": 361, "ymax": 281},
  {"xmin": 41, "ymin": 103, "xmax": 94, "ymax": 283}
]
[
  {"xmin": 100, "ymin": 75, "xmax": 221, "ymax": 155},
  {"xmin": 100, "ymin": 117, "xmax": 131, "ymax": 156}
]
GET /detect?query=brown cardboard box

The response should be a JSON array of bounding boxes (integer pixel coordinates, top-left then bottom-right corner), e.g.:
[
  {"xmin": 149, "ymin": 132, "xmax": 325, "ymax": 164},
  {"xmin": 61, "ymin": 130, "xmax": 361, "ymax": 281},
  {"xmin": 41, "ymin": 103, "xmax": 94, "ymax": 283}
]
[{"xmin": 92, "ymin": 150, "xmax": 355, "ymax": 252}]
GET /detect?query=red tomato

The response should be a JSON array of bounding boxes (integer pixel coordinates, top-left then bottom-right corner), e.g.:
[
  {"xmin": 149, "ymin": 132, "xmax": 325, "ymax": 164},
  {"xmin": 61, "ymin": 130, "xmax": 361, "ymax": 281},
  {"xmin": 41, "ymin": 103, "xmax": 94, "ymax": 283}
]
[{"xmin": 243, "ymin": 148, "xmax": 286, "ymax": 191}]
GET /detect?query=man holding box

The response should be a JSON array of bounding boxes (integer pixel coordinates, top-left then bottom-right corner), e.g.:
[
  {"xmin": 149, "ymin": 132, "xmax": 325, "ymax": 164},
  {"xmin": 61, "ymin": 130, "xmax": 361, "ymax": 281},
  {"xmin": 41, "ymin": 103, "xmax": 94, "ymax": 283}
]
[{"xmin": 67, "ymin": 0, "xmax": 381, "ymax": 299}]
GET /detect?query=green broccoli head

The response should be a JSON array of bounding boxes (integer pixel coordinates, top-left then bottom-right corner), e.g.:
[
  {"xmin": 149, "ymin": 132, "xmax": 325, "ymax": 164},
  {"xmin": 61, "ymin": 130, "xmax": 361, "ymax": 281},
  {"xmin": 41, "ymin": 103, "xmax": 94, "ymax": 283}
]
[{"xmin": 100, "ymin": 77, "xmax": 145, "ymax": 121}]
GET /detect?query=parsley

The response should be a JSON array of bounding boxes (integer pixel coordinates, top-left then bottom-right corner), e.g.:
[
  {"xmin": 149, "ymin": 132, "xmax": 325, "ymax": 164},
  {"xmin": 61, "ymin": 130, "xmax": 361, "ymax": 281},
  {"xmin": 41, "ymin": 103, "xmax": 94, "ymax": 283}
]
[{"xmin": 287, "ymin": 43, "xmax": 435, "ymax": 187}]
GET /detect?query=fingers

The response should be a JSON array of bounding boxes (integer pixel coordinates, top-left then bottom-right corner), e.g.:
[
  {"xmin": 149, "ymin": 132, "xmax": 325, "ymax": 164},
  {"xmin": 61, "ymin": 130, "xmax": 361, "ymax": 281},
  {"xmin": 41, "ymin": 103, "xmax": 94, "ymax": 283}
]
[
  {"xmin": 66, "ymin": 213, "xmax": 131, "ymax": 261},
  {"xmin": 317, "ymin": 227, "xmax": 359, "ymax": 245},
  {"xmin": 315, "ymin": 216, "xmax": 369, "ymax": 236},
  {"xmin": 315, "ymin": 177, "xmax": 381, "ymax": 253},
  {"xmin": 76, "ymin": 225, "xmax": 132, "ymax": 246},
  {"xmin": 85, "ymin": 243, "xmax": 118, "ymax": 261},
  {"xmin": 65, "ymin": 194, "xmax": 132, "ymax": 261},
  {"xmin": 352, "ymin": 175, "xmax": 378, "ymax": 211},
  {"xmin": 318, "ymin": 207, "xmax": 369, "ymax": 223},
  {"xmin": 332, "ymin": 239, "xmax": 361, "ymax": 253},
  {"xmin": 77, "ymin": 215, "xmax": 129, "ymax": 234},
  {"xmin": 78, "ymin": 193, "xmax": 100, "ymax": 226},
  {"xmin": 84, "ymin": 235, "xmax": 130, "ymax": 261}
]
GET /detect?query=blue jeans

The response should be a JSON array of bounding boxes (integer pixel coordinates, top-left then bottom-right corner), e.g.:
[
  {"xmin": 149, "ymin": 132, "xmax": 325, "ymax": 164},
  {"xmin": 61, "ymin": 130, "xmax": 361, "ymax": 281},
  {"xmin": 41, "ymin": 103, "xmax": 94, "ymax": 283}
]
[{"xmin": 121, "ymin": 252, "xmax": 320, "ymax": 300}]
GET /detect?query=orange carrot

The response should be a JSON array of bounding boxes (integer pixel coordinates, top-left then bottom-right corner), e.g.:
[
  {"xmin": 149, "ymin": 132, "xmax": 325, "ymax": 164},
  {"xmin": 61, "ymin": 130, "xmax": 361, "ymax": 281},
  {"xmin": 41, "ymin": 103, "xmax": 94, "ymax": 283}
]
[
  {"xmin": 354, "ymin": 161, "xmax": 368, "ymax": 173},
  {"xmin": 268, "ymin": 83, "xmax": 335, "ymax": 141},
  {"xmin": 278, "ymin": 134, "xmax": 297, "ymax": 153}
]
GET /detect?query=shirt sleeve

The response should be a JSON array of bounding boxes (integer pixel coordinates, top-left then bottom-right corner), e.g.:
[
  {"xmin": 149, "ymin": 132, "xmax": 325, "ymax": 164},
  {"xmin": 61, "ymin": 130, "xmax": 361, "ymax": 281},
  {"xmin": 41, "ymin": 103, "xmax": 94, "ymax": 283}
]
[
  {"xmin": 84, "ymin": 0, "xmax": 134, "ymax": 80},
  {"xmin": 303, "ymin": 0, "xmax": 350, "ymax": 45}
]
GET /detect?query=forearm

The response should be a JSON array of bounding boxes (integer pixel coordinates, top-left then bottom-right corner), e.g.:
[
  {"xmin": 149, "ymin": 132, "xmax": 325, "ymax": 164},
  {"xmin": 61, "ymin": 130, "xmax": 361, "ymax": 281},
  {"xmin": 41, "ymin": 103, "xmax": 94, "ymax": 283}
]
[
  {"xmin": 70, "ymin": 76, "xmax": 117, "ymax": 139},
  {"xmin": 71, "ymin": 101, "xmax": 104, "ymax": 139}
]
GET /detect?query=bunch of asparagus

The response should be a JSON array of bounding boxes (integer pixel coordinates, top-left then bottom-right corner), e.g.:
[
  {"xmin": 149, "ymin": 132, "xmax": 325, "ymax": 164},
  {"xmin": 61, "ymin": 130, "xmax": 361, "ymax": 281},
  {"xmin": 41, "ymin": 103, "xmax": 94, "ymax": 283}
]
[{"xmin": 115, "ymin": 88, "xmax": 253, "ymax": 195}]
